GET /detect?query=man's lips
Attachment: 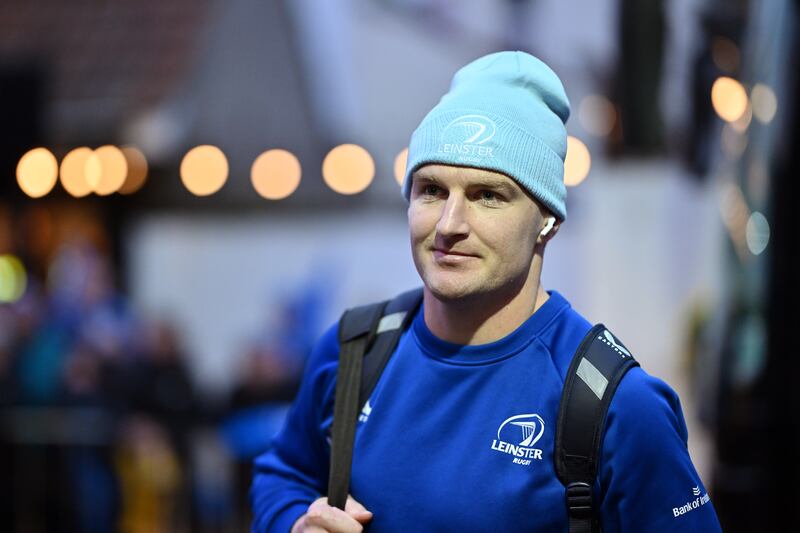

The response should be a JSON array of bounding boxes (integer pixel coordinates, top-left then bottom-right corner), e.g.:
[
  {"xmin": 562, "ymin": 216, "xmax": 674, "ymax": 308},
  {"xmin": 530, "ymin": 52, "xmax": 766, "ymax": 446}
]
[{"xmin": 432, "ymin": 248, "xmax": 478, "ymax": 260}]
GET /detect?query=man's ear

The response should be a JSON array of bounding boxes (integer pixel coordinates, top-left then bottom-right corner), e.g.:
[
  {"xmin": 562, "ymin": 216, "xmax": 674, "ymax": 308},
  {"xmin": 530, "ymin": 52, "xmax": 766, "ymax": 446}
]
[{"xmin": 536, "ymin": 217, "xmax": 560, "ymax": 245}]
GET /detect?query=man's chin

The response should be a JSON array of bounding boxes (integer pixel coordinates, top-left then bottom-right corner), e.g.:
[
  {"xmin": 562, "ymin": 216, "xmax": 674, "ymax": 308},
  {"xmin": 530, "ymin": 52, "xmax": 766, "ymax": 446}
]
[{"xmin": 423, "ymin": 275, "xmax": 484, "ymax": 303}]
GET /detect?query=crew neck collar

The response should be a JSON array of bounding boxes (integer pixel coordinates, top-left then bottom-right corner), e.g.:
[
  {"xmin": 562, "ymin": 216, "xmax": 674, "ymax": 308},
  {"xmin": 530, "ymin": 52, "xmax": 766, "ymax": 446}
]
[{"xmin": 411, "ymin": 290, "xmax": 570, "ymax": 365}]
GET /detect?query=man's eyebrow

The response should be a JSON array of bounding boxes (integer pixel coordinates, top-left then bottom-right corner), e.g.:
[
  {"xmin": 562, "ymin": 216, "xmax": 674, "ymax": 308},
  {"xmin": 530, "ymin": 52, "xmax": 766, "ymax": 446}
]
[
  {"xmin": 411, "ymin": 173, "xmax": 441, "ymax": 185},
  {"xmin": 470, "ymin": 180, "xmax": 517, "ymax": 194},
  {"xmin": 411, "ymin": 173, "xmax": 518, "ymax": 194}
]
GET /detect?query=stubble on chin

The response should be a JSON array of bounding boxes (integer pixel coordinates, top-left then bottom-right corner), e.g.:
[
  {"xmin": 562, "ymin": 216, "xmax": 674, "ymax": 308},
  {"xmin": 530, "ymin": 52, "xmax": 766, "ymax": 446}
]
[{"xmin": 421, "ymin": 262, "xmax": 491, "ymax": 303}]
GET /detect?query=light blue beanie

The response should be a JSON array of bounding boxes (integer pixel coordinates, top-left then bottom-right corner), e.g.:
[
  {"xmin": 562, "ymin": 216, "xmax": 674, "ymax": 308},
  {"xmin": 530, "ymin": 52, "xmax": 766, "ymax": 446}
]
[{"xmin": 402, "ymin": 51, "xmax": 571, "ymax": 221}]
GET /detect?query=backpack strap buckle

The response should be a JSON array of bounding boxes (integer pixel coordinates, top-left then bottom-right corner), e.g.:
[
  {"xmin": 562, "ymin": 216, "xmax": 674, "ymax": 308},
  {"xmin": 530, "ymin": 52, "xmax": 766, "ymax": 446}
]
[{"xmin": 566, "ymin": 481, "xmax": 593, "ymax": 517}]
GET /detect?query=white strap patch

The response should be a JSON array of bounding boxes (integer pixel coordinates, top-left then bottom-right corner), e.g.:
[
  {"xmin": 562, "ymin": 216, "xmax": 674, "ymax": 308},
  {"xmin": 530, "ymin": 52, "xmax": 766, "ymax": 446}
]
[
  {"xmin": 376, "ymin": 311, "xmax": 406, "ymax": 334},
  {"xmin": 576, "ymin": 357, "xmax": 609, "ymax": 400}
]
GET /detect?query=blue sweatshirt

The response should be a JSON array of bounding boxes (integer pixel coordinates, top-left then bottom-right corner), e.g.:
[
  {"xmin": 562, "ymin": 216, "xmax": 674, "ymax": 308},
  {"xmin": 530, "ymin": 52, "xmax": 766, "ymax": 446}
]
[{"xmin": 251, "ymin": 291, "xmax": 722, "ymax": 532}]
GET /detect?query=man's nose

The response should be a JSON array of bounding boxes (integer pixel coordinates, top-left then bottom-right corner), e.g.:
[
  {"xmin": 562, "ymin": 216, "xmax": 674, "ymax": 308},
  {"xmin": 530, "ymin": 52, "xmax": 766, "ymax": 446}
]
[{"xmin": 435, "ymin": 193, "xmax": 470, "ymax": 237}]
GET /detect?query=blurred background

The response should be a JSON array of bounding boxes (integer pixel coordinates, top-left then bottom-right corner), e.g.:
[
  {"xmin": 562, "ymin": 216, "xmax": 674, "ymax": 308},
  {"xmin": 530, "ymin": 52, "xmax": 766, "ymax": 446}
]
[{"xmin": 0, "ymin": 0, "xmax": 796, "ymax": 531}]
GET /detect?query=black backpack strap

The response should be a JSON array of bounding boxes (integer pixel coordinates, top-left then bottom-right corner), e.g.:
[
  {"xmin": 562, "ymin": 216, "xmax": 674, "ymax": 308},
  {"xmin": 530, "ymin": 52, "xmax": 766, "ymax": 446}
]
[
  {"xmin": 358, "ymin": 287, "xmax": 423, "ymax": 408},
  {"xmin": 555, "ymin": 324, "xmax": 640, "ymax": 533},
  {"xmin": 328, "ymin": 299, "xmax": 386, "ymax": 510},
  {"xmin": 327, "ymin": 287, "xmax": 423, "ymax": 510}
]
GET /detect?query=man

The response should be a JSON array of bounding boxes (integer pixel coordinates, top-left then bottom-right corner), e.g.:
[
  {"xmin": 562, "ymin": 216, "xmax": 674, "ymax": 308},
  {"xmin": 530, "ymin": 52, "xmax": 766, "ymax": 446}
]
[{"xmin": 251, "ymin": 51, "xmax": 722, "ymax": 532}]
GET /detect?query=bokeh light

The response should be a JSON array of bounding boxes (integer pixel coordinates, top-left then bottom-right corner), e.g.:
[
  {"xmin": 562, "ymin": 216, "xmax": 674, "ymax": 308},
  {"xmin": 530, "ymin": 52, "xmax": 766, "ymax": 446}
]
[
  {"xmin": 16, "ymin": 148, "xmax": 58, "ymax": 198},
  {"xmin": 721, "ymin": 125, "xmax": 748, "ymax": 160},
  {"xmin": 322, "ymin": 144, "xmax": 375, "ymax": 195},
  {"xmin": 746, "ymin": 211, "xmax": 770, "ymax": 256},
  {"xmin": 84, "ymin": 152, "xmax": 102, "ymax": 190},
  {"xmin": 720, "ymin": 183, "xmax": 748, "ymax": 229},
  {"xmin": 59, "ymin": 147, "xmax": 94, "ymax": 198},
  {"xmin": 180, "ymin": 145, "xmax": 229, "ymax": 196},
  {"xmin": 119, "ymin": 146, "xmax": 149, "ymax": 195},
  {"xmin": 564, "ymin": 136, "xmax": 591, "ymax": 187},
  {"xmin": 90, "ymin": 145, "xmax": 128, "ymax": 196},
  {"xmin": 711, "ymin": 77, "xmax": 749, "ymax": 123},
  {"xmin": 0, "ymin": 254, "xmax": 27, "ymax": 303},
  {"xmin": 394, "ymin": 148, "xmax": 409, "ymax": 186},
  {"xmin": 720, "ymin": 182, "xmax": 749, "ymax": 261},
  {"xmin": 751, "ymin": 83, "xmax": 778, "ymax": 124},
  {"xmin": 711, "ymin": 37, "xmax": 740, "ymax": 73},
  {"xmin": 730, "ymin": 103, "xmax": 752, "ymax": 133},
  {"xmin": 251, "ymin": 149, "xmax": 302, "ymax": 200},
  {"xmin": 578, "ymin": 95, "xmax": 616, "ymax": 137}
]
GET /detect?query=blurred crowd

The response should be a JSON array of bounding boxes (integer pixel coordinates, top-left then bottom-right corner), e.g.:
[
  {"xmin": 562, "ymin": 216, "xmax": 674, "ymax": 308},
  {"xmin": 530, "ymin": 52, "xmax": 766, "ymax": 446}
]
[{"xmin": 0, "ymin": 238, "xmax": 313, "ymax": 533}]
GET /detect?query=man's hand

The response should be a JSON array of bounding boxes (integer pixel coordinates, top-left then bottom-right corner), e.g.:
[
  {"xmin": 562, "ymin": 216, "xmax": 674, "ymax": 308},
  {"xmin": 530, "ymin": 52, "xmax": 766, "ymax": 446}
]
[{"xmin": 291, "ymin": 495, "xmax": 373, "ymax": 533}]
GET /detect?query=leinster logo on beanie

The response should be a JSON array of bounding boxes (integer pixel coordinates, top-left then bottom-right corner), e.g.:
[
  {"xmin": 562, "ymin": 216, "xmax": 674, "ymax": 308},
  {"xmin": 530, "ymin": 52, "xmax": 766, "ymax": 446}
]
[
  {"xmin": 402, "ymin": 51, "xmax": 571, "ymax": 221},
  {"xmin": 442, "ymin": 115, "xmax": 497, "ymax": 144},
  {"xmin": 435, "ymin": 114, "xmax": 499, "ymax": 164}
]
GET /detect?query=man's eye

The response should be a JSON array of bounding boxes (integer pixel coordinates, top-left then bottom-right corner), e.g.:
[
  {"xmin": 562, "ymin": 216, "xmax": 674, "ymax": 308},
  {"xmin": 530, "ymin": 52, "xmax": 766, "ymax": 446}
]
[
  {"xmin": 479, "ymin": 190, "xmax": 499, "ymax": 202},
  {"xmin": 422, "ymin": 184, "xmax": 441, "ymax": 196}
]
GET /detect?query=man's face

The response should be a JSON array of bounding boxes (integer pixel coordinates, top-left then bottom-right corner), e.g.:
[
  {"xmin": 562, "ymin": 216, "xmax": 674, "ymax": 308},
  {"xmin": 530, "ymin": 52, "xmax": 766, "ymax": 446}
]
[{"xmin": 408, "ymin": 164, "xmax": 550, "ymax": 302}]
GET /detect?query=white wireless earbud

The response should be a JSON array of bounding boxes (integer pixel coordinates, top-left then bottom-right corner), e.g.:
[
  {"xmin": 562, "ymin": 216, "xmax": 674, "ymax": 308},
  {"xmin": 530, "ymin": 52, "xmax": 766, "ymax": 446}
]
[{"xmin": 540, "ymin": 217, "xmax": 556, "ymax": 237}]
